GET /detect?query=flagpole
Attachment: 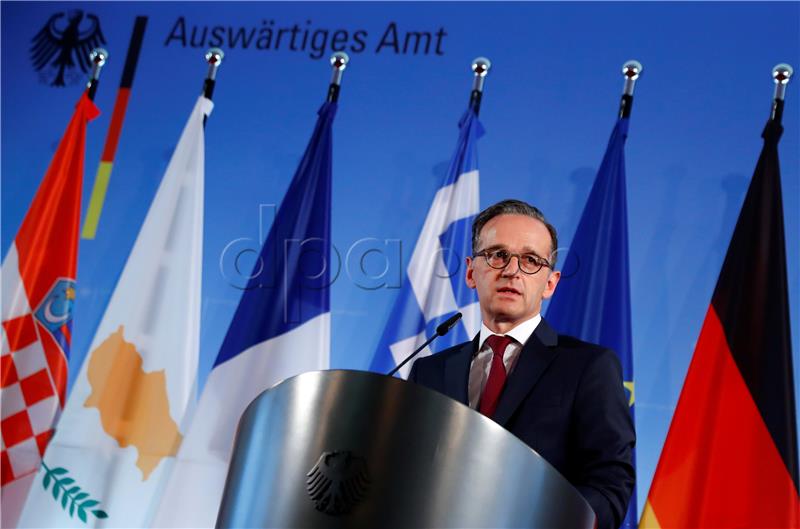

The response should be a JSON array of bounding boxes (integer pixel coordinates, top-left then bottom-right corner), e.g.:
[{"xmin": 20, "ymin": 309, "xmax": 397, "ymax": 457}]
[
  {"xmin": 327, "ymin": 52, "xmax": 349, "ymax": 102},
  {"xmin": 86, "ymin": 48, "xmax": 108, "ymax": 101},
  {"xmin": 201, "ymin": 48, "xmax": 224, "ymax": 128},
  {"xmin": 203, "ymin": 47, "xmax": 224, "ymax": 100},
  {"xmin": 469, "ymin": 57, "xmax": 491, "ymax": 116},
  {"xmin": 771, "ymin": 63, "xmax": 793, "ymax": 124},
  {"xmin": 618, "ymin": 60, "xmax": 642, "ymax": 118}
]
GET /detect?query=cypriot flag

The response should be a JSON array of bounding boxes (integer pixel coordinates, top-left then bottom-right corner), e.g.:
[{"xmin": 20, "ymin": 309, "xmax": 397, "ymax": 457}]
[{"xmin": 18, "ymin": 96, "xmax": 213, "ymax": 528}]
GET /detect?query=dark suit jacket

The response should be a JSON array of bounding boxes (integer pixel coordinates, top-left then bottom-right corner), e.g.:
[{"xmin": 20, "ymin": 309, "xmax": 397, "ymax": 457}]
[{"xmin": 408, "ymin": 318, "xmax": 635, "ymax": 529}]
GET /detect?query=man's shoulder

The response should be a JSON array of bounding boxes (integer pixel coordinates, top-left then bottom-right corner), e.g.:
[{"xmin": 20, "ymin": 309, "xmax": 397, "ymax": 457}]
[
  {"xmin": 555, "ymin": 333, "xmax": 607, "ymax": 353},
  {"xmin": 552, "ymin": 332, "xmax": 621, "ymax": 368},
  {"xmin": 536, "ymin": 318, "xmax": 613, "ymax": 360}
]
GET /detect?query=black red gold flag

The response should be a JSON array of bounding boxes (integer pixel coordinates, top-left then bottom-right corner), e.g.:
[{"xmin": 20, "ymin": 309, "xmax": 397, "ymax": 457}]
[{"xmin": 641, "ymin": 117, "xmax": 799, "ymax": 527}]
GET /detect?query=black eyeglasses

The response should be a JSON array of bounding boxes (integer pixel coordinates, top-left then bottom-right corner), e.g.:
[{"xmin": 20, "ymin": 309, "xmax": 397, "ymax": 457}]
[{"xmin": 473, "ymin": 248, "xmax": 552, "ymax": 275}]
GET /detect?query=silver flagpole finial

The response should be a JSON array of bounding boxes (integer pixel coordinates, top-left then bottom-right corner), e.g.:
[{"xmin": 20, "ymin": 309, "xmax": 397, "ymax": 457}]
[
  {"xmin": 330, "ymin": 52, "xmax": 349, "ymax": 86},
  {"xmin": 772, "ymin": 63, "xmax": 793, "ymax": 101},
  {"xmin": 622, "ymin": 60, "xmax": 643, "ymax": 96},
  {"xmin": 89, "ymin": 48, "xmax": 108, "ymax": 81},
  {"xmin": 86, "ymin": 48, "xmax": 108, "ymax": 100},
  {"xmin": 471, "ymin": 57, "xmax": 491, "ymax": 93},
  {"xmin": 202, "ymin": 48, "xmax": 224, "ymax": 100},
  {"xmin": 205, "ymin": 48, "xmax": 224, "ymax": 81}
]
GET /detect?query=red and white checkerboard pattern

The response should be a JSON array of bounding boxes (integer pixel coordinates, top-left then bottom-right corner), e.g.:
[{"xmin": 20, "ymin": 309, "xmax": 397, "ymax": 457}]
[{"xmin": 1, "ymin": 314, "xmax": 60, "ymax": 487}]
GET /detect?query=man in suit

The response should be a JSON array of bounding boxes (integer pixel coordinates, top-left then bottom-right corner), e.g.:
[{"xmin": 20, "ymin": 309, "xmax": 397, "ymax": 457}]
[{"xmin": 409, "ymin": 199, "xmax": 635, "ymax": 529}]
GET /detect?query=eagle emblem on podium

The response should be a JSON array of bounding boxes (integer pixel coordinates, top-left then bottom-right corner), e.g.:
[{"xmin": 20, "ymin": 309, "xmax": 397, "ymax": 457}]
[{"xmin": 306, "ymin": 451, "xmax": 370, "ymax": 515}]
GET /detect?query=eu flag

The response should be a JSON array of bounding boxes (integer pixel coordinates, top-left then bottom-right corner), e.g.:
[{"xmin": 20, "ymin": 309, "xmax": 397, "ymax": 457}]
[{"xmin": 545, "ymin": 117, "xmax": 637, "ymax": 529}]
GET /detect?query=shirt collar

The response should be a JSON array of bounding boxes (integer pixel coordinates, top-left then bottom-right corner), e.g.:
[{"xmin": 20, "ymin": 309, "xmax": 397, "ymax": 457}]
[{"xmin": 478, "ymin": 313, "xmax": 542, "ymax": 350}]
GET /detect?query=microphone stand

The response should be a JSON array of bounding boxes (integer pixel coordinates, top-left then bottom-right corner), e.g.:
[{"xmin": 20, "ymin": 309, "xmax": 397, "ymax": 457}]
[{"xmin": 387, "ymin": 312, "xmax": 463, "ymax": 377}]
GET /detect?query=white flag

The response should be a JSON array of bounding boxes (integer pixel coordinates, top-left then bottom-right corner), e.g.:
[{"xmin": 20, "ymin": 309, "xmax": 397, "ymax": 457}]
[
  {"xmin": 150, "ymin": 100, "xmax": 337, "ymax": 529},
  {"xmin": 18, "ymin": 96, "xmax": 212, "ymax": 528}
]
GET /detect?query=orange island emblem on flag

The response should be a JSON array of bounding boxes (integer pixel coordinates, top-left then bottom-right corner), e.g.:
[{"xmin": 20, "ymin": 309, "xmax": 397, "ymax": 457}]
[{"xmin": 83, "ymin": 326, "xmax": 183, "ymax": 480}]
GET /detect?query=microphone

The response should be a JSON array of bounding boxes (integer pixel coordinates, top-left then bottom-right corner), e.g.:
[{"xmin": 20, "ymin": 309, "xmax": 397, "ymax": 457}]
[{"xmin": 387, "ymin": 312, "xmax": 463, "ymax": 377}]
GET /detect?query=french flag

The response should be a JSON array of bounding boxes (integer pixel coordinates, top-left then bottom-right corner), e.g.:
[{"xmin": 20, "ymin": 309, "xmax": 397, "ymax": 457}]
[{"xmin": 152, "ymin": 101, "xmax": 336, "ymax": 528}]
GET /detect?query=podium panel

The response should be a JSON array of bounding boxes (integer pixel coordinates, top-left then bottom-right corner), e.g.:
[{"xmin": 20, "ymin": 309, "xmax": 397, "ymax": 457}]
[{"xmin": 217, "ymin": 369, "xmax": 596, "ymax": 528}]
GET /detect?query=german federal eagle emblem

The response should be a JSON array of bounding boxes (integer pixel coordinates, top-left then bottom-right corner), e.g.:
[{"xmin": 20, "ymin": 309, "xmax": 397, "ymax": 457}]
[
  {"xmin": 306, "ymin": 451, "xmax": 370, "ymax": 515},
  {"xmin": 30, "ymin": 10, "xmax": 105, "ymax": 87}
]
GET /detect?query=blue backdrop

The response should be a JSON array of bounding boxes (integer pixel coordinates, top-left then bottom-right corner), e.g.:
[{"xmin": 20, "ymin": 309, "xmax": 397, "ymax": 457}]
[{"xmin": 3, "ymin": 2, "xmax": 799, "ymax": 519}]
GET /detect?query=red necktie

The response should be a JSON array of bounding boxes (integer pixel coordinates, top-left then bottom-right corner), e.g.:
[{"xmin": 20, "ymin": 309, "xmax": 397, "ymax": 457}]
[{"xmin": 479, "ymin": 335, "xmax": 514, "ymax": 417}]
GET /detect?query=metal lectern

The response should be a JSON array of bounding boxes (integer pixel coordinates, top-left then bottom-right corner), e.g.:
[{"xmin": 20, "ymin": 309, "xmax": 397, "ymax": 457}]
[{"xmin": 216, "ymin": 369, "xmax": 596, "ymax": 528}]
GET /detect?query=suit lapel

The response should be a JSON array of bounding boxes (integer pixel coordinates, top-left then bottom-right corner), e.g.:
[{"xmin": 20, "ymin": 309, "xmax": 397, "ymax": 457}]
[
  {"xmin": 443, "ymin": 335, "xmax": 478, "ymax": 405},
  {"xmin": 493, "ymin": 318, "xmax": 559, "ymax": 426}
]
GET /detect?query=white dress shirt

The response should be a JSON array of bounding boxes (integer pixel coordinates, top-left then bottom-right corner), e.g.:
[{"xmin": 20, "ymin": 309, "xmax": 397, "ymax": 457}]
[{"xmin": 467, "ymin": 314, "xmax": 542, "ymax": 409}]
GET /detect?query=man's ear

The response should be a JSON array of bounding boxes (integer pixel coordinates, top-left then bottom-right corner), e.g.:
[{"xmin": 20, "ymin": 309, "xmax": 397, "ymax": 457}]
[
  {"xmin": 542, "ymin": 270, "xmax": 561, "ymax": 299},
  {"xmin": 465, "ymin": 256, "xmax": 477, "ymax": 289}
]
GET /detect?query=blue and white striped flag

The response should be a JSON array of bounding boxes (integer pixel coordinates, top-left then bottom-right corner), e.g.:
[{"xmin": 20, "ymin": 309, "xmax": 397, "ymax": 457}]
[
  {"xmin": 370, "ymin": 108, "xmax": 483, "ymax": 377},
  {"xmin": 151, "ymin": 102, "xmax": 336, "ymax": 528}
]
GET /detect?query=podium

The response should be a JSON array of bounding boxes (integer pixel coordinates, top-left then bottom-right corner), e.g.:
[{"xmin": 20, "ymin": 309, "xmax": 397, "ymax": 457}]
[{"xmin": 216, "ymin": 370, "xmax": 596, "ymax": 528}]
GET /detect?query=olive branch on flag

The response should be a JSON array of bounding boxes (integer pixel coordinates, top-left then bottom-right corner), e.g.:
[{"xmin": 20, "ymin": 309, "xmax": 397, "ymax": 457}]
[{"xmin": 41, "ymin": 462, "xmax": 108, "ymax": 522}]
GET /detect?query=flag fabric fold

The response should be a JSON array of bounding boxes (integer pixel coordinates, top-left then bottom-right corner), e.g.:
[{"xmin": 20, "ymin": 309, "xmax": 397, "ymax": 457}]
[
  {"xmin": 640, "ymin": 118, "xmax": 799, "ymax": 528},
  {"xmin": 1, "ymin": 93, "xmax": 99, "ymax": 527},
  {"xmin": 151, "ymin": 101, "xmax": 336, "ymax": 528},
  {"xmin": 545, "ymin": 117, "xmax": 637, "ymax": 528},
  {"xmin": 369, "ymin": 108, "xmax": 483, "ymax": 377},
  {"xmin": 17, "ymin": 96, "xmax": 212, "ymax": 528}
]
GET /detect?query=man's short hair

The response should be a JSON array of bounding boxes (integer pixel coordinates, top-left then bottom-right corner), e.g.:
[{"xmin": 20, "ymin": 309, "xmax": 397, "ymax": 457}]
[{"xmin": 471, "ymin": 199, "xmax": 559, "ymax": 266}]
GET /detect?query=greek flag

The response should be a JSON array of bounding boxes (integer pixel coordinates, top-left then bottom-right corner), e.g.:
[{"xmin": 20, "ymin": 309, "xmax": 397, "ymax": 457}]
[{"xmin": 370, "ymin": 108, "xmax": 483, "ymax": 377}]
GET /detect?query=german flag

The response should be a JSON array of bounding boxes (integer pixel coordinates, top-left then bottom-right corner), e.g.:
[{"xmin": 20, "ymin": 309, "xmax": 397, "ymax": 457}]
[
  {"xmin": 640, "ymin": 115, "xmax": 799, "ymax": 527},
  {"xmin": 81, "ymin": 16, "xmax": 147, "ymax": 239}
]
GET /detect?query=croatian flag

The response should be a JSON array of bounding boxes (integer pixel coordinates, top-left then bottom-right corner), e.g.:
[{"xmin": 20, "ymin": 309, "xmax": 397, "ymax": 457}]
[
  {"xmin": 152, "ymin": 102, "xmax": 336, "ymax": 528},
  {"xmin": 370, "ymin": 108, "xmax": 483, "ymax": 377},
  {"xmin": 1, "ymin": 93, "xmax": 99, "ymax": 527}
]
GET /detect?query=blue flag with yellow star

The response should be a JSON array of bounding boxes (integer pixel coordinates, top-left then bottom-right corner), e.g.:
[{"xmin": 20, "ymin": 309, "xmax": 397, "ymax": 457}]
[{"xmin": 545, "ymin": 117, "xmax": 637, "ymax": 529}]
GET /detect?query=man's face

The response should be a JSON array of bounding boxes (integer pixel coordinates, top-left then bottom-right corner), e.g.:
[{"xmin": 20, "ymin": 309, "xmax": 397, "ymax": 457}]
[{"xmin": 466, "ymin": 214, "xmax": 560, "ymax": 330}]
